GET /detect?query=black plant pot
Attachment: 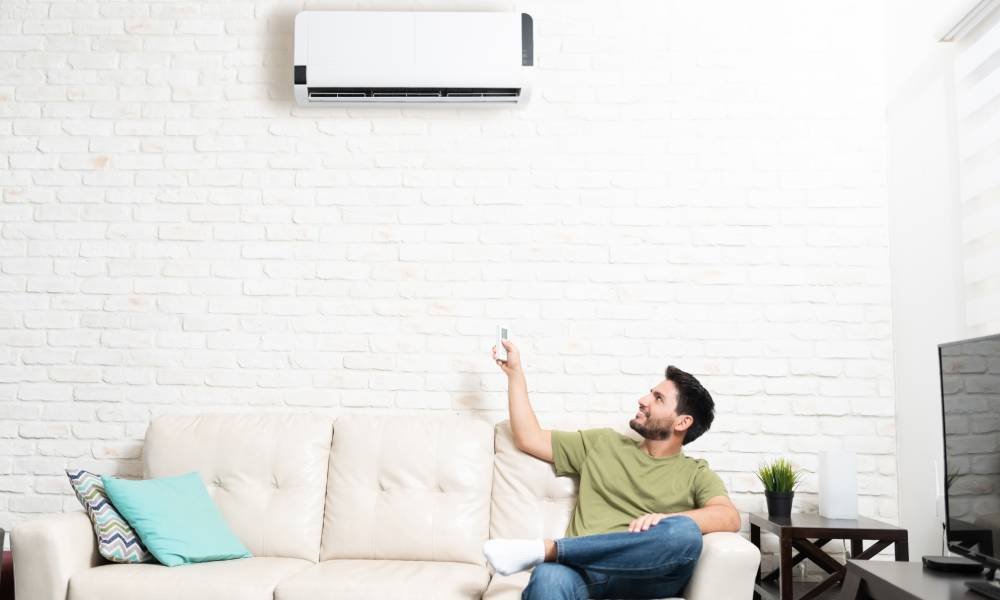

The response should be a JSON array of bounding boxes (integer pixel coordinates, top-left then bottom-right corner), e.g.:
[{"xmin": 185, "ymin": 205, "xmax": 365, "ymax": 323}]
[{"xmin": 765, "ymin": 491, "xmax": 794, "ymax": 518}]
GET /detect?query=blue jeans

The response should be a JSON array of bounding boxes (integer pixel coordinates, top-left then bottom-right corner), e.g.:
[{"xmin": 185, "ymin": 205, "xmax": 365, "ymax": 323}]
[{"xmin": 521, "ymin": 515, "xmax": 703, "ymax": 600}]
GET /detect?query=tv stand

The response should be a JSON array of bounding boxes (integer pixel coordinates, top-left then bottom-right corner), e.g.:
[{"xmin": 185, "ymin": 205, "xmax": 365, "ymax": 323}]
[
  {"xmin": 967, "ymin": 580, "xmax": 1000, "ymax": 599},
  {"xmin": 842, "ymin": 558, "xmax": 989, "ymax": 599},
  {"xmin": 964, "ymin": 563, "xmax": 1000, "ymax": 599}
]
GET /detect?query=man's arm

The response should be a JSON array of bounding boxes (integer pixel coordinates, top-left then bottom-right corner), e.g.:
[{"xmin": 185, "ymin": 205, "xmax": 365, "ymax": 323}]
[
  {"xmin": 670, "ymin": 496, "xmax": 742, "ymax": 533},
  {"xmin": 493, "ymin": 340, "xmax": 553, "ymax": 463},
  {"xmin": 628, "ymin": 496, "xmax": 742, "ymax": 534}
]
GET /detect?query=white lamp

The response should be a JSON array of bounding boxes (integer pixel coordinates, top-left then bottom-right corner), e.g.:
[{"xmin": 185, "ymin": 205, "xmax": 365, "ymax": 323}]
[{"xmin": 818, "ymin": 450, "xmax": 858, "ymax": 519}]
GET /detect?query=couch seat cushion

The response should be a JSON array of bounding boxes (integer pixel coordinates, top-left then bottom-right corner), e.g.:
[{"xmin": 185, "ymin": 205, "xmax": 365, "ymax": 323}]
[
  {"xmin": 482, "ymin": 571, "xmax": 531, "ymax": 600},
  {"xmin": 69, "ymin": 557, "xmax": 312, "ymax": 600},
  {"xmin": 275, "ymin": 559, "xmax": 489, "ymax": 600},
  {"xmin": 483, "ymin": 570, "xmax": 683, "ymax": 600}
]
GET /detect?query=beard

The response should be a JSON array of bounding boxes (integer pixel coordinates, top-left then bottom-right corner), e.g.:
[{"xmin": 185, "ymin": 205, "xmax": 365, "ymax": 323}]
[{"xmin": 628, "ymin": 411, "xmax": 674, "ymax": 441}]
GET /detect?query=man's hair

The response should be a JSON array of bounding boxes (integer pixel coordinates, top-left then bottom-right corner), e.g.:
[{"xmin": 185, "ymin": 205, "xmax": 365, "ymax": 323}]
[{"xmin": 666, "ymin": 365, "xmax": 714, "ymax": 445}]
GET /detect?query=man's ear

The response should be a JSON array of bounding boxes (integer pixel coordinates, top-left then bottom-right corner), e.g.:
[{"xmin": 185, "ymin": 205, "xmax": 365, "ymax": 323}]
[{"xmin": 674, "ymin": 414, "xmax": 693, "ymax": 434}]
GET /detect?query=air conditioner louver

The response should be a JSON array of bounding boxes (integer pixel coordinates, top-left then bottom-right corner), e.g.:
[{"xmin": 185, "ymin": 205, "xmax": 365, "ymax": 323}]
[{"xmin": 306, "ymin": 87, "xmax": 522, "ymax": 103}]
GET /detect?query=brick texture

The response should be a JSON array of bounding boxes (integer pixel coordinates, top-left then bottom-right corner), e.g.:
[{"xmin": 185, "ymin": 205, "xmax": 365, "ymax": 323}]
[{"xmin": 0, "ymin": 0, "xmax": 894, "ymax": 565}]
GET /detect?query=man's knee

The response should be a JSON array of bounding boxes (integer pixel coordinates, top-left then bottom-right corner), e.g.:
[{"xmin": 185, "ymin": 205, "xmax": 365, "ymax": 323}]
[
  {"xmin": 653, "ymin": 515, "xmax": 703, "ymax": 560},
  {"xmin": 522, "ymin": 563, "xmax": 586, "ymax": 600}
]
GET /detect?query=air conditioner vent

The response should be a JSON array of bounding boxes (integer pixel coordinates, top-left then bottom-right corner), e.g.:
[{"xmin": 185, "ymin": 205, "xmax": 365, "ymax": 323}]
[
  {"xmin": 306, "ymin": 87, "xmax": 521, "ymax": 103},
  {"xmin": 308, "ymin": 87, "xmax": 520, "ymax": 98}
]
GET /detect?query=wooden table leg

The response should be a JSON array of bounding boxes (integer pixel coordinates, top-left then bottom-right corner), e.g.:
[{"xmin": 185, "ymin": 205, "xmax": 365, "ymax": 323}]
[
  {"xmin": 781, "ymin": 534, "xmax": 793, "ymax": 600},
  {"xmin": 851, "ymin": 539, "xmax": 862, "ymax": 559},
  {"xmin": 894, "ymin": 537, "xmax": 909, "ymax": 561},
  {"xmin": 752, "ymin": 524, "xmax": 761, "ymax": 600}
]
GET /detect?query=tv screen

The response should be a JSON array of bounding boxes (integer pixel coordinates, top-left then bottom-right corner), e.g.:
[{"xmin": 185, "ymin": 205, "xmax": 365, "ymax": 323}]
[{"xmin": 942, "ymin": 333, "xmax": 1000, "ymax": 563}]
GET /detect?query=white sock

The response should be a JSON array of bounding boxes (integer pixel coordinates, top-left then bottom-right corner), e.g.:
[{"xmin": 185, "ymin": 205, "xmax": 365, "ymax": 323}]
[{"xmin": 483, "ymin": 538, "xmax": 546, "ymax": 576}]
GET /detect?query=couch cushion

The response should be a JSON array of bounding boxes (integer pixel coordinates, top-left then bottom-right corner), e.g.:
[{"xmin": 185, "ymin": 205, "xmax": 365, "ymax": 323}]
[
  {"xmin": 320, "ymin": 415, "xmax": 494, "ymax": 564},
  {"xmin": 143, "ymin": 414, "xmax": 334, "ymax": 561},
  {"xmin": 489, "ymin": 420, "xmax": 578, "ymax": 540},
  {"xmin": 275, "ymin": 559, "xmax": 489, "ymax": 600},
  {"xmin": 482, "ymin": 570, "xmax": 684, "ymax": 600},
  {"xmin": 69, "ymin": 557, "xmax": 311, "ymax": 600},
  {"xmin": 481, "ymin": 571, "xmax": 531, "ymax": 600}
]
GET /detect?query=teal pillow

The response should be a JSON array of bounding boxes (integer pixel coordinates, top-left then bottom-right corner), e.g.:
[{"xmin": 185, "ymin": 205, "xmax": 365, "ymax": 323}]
[{"xmin": 101, "ymin": 472, "xmax": 252, "ymax": 567}]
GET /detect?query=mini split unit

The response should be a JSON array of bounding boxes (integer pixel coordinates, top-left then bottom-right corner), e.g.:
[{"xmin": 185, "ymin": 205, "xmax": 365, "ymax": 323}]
[{"xmin": 293, "ymin": 11, "xmax": 534, "ymax": 106}]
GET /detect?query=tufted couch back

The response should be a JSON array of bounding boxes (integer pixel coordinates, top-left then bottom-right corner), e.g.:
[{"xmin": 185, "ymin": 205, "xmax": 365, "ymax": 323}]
[
  {"xmin": 141, "ymin": 414, "xmax": 599, "ymax": 566},
  {"xmin": 489, "ymin": 421, "xmax": 577, "ymax": 540},
  {"xmin": 320, "ymin": 414, "xmax": 495, "ymax": 564},
  {"xmin": 142, "ymin": 414, "xmax": 334, "ymax": 561}
]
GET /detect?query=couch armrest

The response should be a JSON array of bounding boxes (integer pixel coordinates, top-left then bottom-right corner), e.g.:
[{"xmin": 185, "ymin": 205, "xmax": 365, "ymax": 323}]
[
  {"xmin": 12, "ymin": 512, "xmax": 102, "ymax": 600},
  {"xmin": 683, "ymin": 532, "xmax": 761, "ymax": 600}
]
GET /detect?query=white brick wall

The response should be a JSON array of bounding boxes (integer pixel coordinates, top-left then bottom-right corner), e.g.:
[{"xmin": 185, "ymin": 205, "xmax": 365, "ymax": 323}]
[{"xmin": 1, "ymin": 0, "xmax": 895, "ymax": 553}]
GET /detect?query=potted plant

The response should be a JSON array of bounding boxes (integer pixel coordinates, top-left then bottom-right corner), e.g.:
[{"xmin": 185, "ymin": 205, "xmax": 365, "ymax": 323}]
[{"xmin": 756, "ymin": 458, "xmax": 804, "ymax": 518}]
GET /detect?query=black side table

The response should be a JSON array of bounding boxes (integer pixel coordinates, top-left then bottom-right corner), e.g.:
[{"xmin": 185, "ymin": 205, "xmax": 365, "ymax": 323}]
[
  {"xmin": 751, "ymin": 512, "xmax": 909, "ymax": 600},
  {"xmin": 840, "ymin": 559, "xmax": 986, "ymax": 599}
]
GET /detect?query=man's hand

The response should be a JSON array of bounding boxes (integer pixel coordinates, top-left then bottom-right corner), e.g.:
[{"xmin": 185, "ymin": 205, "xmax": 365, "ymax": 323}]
[
  {"xmin": 638, "ymin": 498, "xmax": 742, "ymax": 534},
  {"xmin": 492, "ymin": 339, "xmax": 521, "ymax": 377},
  {"xmin": 628, "ymin": 513, "xmax": 669, "ymax": 533}
]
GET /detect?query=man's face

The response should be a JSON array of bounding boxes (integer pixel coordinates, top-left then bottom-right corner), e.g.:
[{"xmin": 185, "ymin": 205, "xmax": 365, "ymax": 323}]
[{"xmin": 629, "ymin": 379, "xmax": 687, "ymax": 441}]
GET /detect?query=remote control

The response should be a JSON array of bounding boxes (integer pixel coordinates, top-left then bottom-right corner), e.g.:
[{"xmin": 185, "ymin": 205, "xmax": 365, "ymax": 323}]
[{"xmin": 495, "ymin": 325, "xmax": 510, "ymax": 362}]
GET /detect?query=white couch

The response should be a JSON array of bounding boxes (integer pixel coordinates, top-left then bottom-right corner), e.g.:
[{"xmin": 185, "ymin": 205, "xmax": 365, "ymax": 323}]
[{"xmin": 13, "ymin": 414, "xmax": 760, "ymax": 600}]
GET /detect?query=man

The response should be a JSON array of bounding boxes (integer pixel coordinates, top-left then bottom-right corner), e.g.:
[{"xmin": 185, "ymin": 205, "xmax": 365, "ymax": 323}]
[{"xmin": 483, "ymin": 340, "xmax": 740, "ymax": 600}]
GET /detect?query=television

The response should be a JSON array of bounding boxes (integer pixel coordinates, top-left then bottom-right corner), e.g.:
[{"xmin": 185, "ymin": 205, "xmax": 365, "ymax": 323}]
[{"xmin": 942, "ymin": 333, "xmax": 1000, "ymax": 596}]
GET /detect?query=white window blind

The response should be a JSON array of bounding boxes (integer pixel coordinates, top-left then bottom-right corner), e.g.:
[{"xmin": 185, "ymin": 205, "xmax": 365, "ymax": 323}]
[{"xmin": 955, "ymin": 7, "xmax": 1000, "ymax": 333}]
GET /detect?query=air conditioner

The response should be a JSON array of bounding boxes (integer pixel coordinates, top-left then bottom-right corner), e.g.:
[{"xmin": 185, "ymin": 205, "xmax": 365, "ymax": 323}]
[{"xmin": 293, "ymin": 11, "xmax": 533, "ymax": 106}]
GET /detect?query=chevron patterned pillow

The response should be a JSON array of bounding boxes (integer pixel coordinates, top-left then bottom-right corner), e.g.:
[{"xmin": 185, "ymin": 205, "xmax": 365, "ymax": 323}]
[{"xmin": 66, "ymin": 469, "xmax": 154, "ymax": 563}]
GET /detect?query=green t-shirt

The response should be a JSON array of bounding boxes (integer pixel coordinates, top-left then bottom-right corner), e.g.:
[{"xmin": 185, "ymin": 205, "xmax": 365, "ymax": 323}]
[{"xmin": 551, "ymin": 427, "xmax": 728, "ymax": 538}]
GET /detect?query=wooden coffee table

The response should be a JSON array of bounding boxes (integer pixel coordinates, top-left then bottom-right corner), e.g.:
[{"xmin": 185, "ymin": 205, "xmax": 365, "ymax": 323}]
[{"xmin": 750, "ymin": 512, "xmax": 909, "ymax": 600}]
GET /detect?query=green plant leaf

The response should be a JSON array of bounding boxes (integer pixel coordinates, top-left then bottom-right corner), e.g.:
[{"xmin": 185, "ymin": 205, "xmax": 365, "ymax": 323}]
[{"xmin": 756, "ymin": 458, "xmax": 804, "ymax": 493}]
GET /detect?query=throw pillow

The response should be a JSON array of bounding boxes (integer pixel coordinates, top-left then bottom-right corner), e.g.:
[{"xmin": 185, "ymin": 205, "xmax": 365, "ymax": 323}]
[
  {"xmin": 101, "ymin": 471, "xmax": 252, "ymax": 567},
  {"xmin": 65, "ymin": 469, "xmax": 154, "ymax": 563}
]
